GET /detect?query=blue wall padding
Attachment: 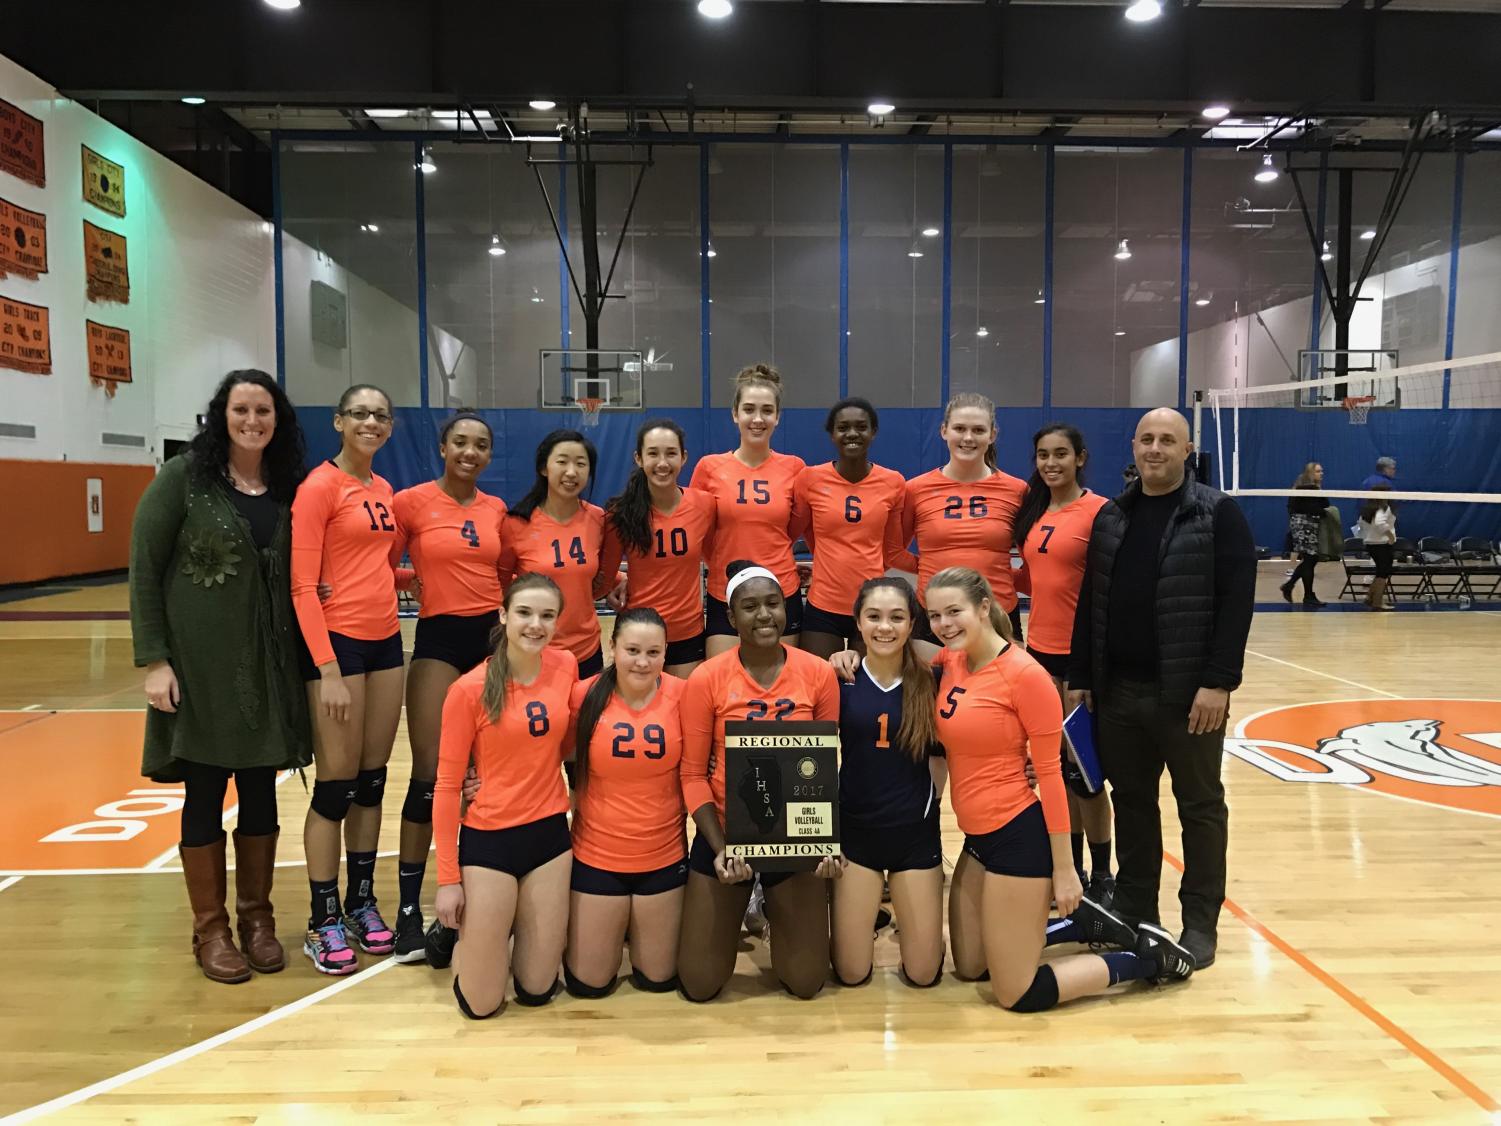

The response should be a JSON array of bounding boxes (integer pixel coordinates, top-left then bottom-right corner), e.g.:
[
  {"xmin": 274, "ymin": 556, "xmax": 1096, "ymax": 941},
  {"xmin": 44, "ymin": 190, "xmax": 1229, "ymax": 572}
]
[{"xmin": 296, "ymin": 406, "xmax": 1501, "ymax": 550}]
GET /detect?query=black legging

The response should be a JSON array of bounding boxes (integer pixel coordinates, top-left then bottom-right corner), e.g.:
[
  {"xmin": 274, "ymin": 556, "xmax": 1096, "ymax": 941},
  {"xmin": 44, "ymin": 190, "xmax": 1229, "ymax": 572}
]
[
  {"xmin": 179, "ymin": 760, "xmax": 279, "ymax": 846},
  {"xmin": 1289, "ymin": 554, "xmax": 1319, "ymax": 596}
]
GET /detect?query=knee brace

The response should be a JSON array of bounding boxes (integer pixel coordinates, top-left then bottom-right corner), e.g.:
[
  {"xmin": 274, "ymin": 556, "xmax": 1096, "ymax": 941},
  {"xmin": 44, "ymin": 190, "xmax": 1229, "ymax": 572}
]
[
  {"xmin": 401, "ymin": 778, "xmax": 435, "ymax": 825},
  {"xmin": 310, "ymin": 779, "xmax": 357, "ymax": 823},
  {"xmin": 563, "ymin": 964, "xmax": 619, "ymax": 999},
  {"xmin": 833, "ymin": 966, "xmax": 872, "ymax": 989},
  {"xmin": 452, "ymin": 977, "xmax": 502, "ymax": 1020},
  {"xmin": 629, "ymin": 967, "xmax": 679, "ymax": 994},
  {"xmin": 512, "ymin": 975, "xmax": 559, "ymax": 1007},
  {"xmin": 353, "ymin": 767, "xmax": 387, "ymax": 808},
  {"xmin": 1003, "ymin": 965, "xmax": 1060, "ymax": 1013},
  {"xmin": 900, "ymin": 964, "xmax": 943, "ymax": 989}
]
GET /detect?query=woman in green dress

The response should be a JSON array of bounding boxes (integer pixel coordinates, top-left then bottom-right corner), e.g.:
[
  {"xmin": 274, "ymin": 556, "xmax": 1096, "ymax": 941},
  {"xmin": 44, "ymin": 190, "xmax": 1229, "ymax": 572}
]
[{"xmin": 130, "ymin": 369, "xmax": 313, "ymax": 984}]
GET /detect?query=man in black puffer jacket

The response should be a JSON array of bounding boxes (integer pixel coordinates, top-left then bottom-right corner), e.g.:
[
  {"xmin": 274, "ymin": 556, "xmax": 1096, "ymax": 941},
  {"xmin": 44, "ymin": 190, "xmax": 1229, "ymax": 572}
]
[{"xmin": 1066, "ymin": 408, "xmax": 1256, "ymax": 971}]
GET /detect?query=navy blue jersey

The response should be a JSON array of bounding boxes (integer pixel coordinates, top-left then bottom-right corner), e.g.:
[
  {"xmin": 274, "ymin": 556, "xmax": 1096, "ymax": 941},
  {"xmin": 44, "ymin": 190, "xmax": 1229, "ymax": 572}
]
[{"xmin": 839, "ymin": 662, "xmax": 941, "ymax": 829}]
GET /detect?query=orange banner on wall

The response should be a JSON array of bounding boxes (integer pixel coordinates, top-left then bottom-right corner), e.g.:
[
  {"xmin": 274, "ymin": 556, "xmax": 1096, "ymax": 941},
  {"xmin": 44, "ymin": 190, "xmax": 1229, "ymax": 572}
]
[
  {"xmin": 84, "ymin": 219, "xmax": 129, "ymax": 303},
  {"xmin": 86, "ymin": 319, "xmax": 132, "ymax": 395},
  {"xmin": 0, "ymin": 196, "xmax": 48, "ymax": 280},
  {"xmin": 0, "ymin": 98, "xmax": 45, "ymax": 188},
  {"xmin": 82, "ymin": 145, "xmax": 125, "ymax": 217},
  {"xmin": 0, "ymin": 294, "xmax": 50, "ymax": 374}
]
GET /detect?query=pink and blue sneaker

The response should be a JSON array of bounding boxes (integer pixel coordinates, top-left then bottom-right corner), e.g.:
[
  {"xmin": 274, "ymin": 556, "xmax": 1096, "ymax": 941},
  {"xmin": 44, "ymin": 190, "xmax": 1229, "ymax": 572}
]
[
  {"xmin": 343, "ymin": 903, "xmax": 396, "ymax": 956},
  {"xmin": 303, "ymin": 920, "xmax": 359, "ymax": 976}
]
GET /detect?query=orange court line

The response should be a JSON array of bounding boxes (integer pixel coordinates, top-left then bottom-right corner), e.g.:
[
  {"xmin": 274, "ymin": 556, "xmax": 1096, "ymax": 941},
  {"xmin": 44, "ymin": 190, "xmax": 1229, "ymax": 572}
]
[{"xmin": 1163, "ymin": 851, "xmax": 1500, "ymax": 1114}]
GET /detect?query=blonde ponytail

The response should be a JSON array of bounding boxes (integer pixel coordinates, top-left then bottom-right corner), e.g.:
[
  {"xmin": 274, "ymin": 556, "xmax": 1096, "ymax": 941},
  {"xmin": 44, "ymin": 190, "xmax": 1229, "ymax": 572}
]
[{"xmin": 927, "ymin": 566, "xmax": 1011, "ymax": 644}]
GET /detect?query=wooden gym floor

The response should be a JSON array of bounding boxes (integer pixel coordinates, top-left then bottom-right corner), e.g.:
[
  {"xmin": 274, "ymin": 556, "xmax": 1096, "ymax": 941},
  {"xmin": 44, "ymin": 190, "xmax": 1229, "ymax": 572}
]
[{"xmin": 1, "ymin": 575, "xmax": 1499, "ymax": 1124}]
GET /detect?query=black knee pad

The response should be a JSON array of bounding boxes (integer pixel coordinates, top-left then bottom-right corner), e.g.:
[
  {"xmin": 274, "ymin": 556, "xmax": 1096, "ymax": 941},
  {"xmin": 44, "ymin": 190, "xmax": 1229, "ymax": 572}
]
[
  {"xmin": 563, "ymin": 964, "xmax": 619, "ymax": 999},
  {"xmin": 833, "ymin": 966, "xmax": 872, "ymax": 988},
  {"xmin": 781, "ymin": 976, "xmax": 827, "ymax": 1000},
  {"xmin": 677, "ymin": 980, "xmax": 723, "ymax": 1004},
  {"xmin": 512, "ymin": 975, "xmax": 559, "ymax": 1007},
  {"xmin": 900, "ymin": 964, "xmax": 943, "ymax": 989},
  {"xmin": 453, "ymin": 977, "xmax": 502, "ymax": 1020},
  {"xmin": 1004, "ymin": 965, "xmax": 1060, "ymax": 1013},
  {"xmin": 310, "ymin": 779, "xmax": 357, "ymax": 823},
  {"xmin": 629, "ymin": 967, "xmax": 679, "ymax": 994},
  {"xmin": 353, "ymin": 767, "xmax": 387, "ymax": 808},
  {"xmin": 401, "ymin": 777, "xmax": 434, "ymax": 824}
]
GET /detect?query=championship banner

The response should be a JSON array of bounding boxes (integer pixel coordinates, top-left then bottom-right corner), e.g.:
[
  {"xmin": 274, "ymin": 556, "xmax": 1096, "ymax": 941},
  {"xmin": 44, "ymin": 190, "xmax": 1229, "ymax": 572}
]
[
  {"xmin": 82, "ymin": 146, "xmax": 125, "ymax": 217},
  {"xmin": 723, "ymin": 721, "xmax": 840, "ymax": 872},
  {"xmin": 84, "ymin": 220, "xmax": 129, "ymax": 304},
  {"xmin": 0, "ymin": 197, "xmax": 48, "ymax": 280},
  {"xmin": 0, "ymin": 295, "xmax": 52, "ymax": 374},
  {"xmin": 0, "ymin": 99, "xmax": 45, "ymax": 188},
  {"xmin": 86, "ymin": 320, "xmax": 132, "ymax": 396}
]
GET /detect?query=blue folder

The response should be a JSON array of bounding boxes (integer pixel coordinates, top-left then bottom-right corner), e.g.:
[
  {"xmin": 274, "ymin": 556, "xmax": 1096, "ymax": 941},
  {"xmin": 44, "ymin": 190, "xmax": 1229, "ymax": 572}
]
[{"xmin": 1062, "ymin": 705, "xmax": 1105, "ymax": 795}]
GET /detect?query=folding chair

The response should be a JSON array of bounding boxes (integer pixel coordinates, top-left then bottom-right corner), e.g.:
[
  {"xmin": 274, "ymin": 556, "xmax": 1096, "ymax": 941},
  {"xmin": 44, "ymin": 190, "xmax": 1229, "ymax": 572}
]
[
  {"xmin": 1418, "ymin": 537, "xmax": 1473, "ymax": 601},
  {"xmin": 1456, "ymin": 536, "xmax": 1501, "ymax": 600},
  {"xmin": 1388, "ymin": 537, "xmax": 1434, "ymax": 603},
  {"xmin": 1339, "ymin": 537, "xmax": 1375, "ymax": 603}
]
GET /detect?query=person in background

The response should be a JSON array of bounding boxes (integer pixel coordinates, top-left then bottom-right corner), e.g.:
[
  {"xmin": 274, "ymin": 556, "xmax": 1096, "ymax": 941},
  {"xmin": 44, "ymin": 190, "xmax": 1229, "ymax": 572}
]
[
  {"xmin": 1358, "ymin": 483, "xmax": 1397, "ymax": 611},
  {"xmin": 1122, "ymin": 464, "xmax": 1139, "ymax": 489},
  {"xmin": 1360, "ymin": 457, "xmax": 1396, "ymax": 491},
  {"xmin": 1280, "ymin": 462, "xmax": 1327, "ymax": 608},
  {"xmin": 1066, "ymin": 408, "xmax": 1256, "ymax": 974},
  {"xmin": 131, "ymin": 369, "xmax": 312, "ymax": 984}
]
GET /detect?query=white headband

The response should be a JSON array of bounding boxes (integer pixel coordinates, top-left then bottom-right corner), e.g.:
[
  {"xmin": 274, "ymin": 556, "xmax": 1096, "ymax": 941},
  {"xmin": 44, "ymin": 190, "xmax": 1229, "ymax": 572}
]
[{"xmin": 725, "ymin": 566, "xmax": 780, "ymax": 603}]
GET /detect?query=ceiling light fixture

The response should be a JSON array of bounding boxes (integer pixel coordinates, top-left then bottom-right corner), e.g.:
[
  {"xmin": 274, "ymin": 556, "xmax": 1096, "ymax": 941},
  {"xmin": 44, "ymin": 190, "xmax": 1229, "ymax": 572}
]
[
  {"xmin": 1115, "ymin": 329, "xmax": 1127, "ymax": 337},
  {"xmin": 908, "ymin": 249, "xmax": 924, "ymax": 259},
  {"xmin": 867, "ymin": 101, "xmax": 896, "ymax": 116},
  {"xmin": 529, "ymin": 99, "xmax": 557, "ymax": 111},
  {"xmin": 365, "ymin": 108, "xmax": 408, "ymax": 119},
  {"xmin": 1124, "ymin": 0, "xmax": 1162, "ymax": 23},
  {"xmin": 1201, "ymin": 104, "xmax": 1231, "ymax": 121},
  {"xmin": 360, "ymin": 223, "xmax": 380, "ymax": 233},
  {"xmin": 417, "ymin": 147, "xmax": 437, "ymax": 174},
  {"xmin": 1114, "ymin": 239, "xmax": 1132, "ymax": 261},
  {"xmin": 181, "ymin": 96, "xmax": 206, "ymax": 106},
  {"xmin": 704, "ymin": 244, "xmax": 717, "ymax": 259},
  {"xmin": 1034, "ymin": 289, "xmax": 1046, "ymax": 305},
  {"xmin": 697, "ymin": 0, "xmax": 733, "ymax": 18},
  {"xmin": 976, "ymin": 327, "xmax": 990, "ymax": 338},
  {"xmin": 489, "ymin": 236, "xmax": 506, "ymax": 257},
  {"xmin": 1321, "ymin": 240, "xmax": 1333, "ymax": 262},
  {"xmin": 1195, "ymin": 295, "xmax": 1211, "ymax": 307},
  {"xmin": 1254, "ymin": 154, "xmax": 1279, "ymax": 183},
  {"xmin": 1361, "ymin": 228, "xmax": 1376, "ymax": 240},
  {"xmin": 921, "ymin": 226, "xmax": 941, "ymax": 238},
  {"xmin": 263, "ymin": 0, "xmax": 301, "ymax": 9}
]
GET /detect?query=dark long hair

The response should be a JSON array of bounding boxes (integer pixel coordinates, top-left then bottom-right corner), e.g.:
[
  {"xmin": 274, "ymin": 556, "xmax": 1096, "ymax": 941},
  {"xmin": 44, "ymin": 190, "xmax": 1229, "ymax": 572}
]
[
  {"xmin": 572, "ymin": 608, "xmax": 668, "ymax": 786},
  {"xmin": 853, "ymin": 577, "xmax": 938, "ymax": 762},
  {"xmin": 481, "ymin": 573, "xmax": 563, "ymax": 722},
  {"xmin": 1013, "ymin": 423, "xmax": 1088, "ymax": 552},
  {"xmin": 188, "ymin": 369, "xmax": 307, "ymax": 503},
  {"xmin": 511, "ymin": 429, "xmax": 598, "ymax": 520},
  {"xmin": 606, "ymin": 419, "xmax": 686, "ymax": 556},
  {"xmin": 1360, "ymin": 482, "xmax": 1394, "ymax": 524}
]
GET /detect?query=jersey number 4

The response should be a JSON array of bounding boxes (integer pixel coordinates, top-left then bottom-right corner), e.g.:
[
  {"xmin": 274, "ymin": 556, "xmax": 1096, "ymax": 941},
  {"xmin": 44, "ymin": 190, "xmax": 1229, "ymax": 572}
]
[
  {"xmin": 610, "ymin": 722, "xmax": 668, "ymax": 760},
  {"xmin": 746, "ymin": 698, "xmax": 795, "ymax": 720},
  {"xmin": 460, "ymin": 519, "xmax": 480, "ymax": 548},
  {"xmin": 942, "ymin": 496, "xmax": 988, "ymax": 520},
  {"xmin": 550, "ymin": 536, "xmax": 588, "ymax": 568},
  {"xmin": 939, "ymin": 685, "xmax": 966, "ymax": 719}
]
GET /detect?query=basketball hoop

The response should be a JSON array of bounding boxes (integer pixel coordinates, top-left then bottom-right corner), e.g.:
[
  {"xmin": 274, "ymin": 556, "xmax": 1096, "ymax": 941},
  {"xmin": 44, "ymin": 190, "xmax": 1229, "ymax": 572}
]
[
  {"xmin": 1343, "ymin": 395, "xmax": 1376, "ymax": 426},
  {"xmin": 577, "ymin": 397, "xmax": 604, "ymax": 429}
]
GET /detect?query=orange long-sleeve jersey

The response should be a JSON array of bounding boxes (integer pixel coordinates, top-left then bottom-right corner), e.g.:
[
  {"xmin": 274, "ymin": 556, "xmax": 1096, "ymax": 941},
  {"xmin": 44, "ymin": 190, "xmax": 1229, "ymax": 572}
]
[
  {"xmin": 391, "ymin": 481, "xmax": 508, "ymax": 619},
  {"xmin": 498, "ymin": 502, "xmax": 605, "ymax": 662},
  {"xmin": 934, "ymin": 644, "xmax": 1067, "ymax": 837},
  {"xmin": 566, "ymin": 674, "xmax": 688, "ymax": 872},
  {"xmin": 680, "ymin": 645, "xmax": 840, "ymax": 822},
  {"xmin": 902, "ymin": 468, "xmax": 1028, "ymax": 612},
  {"xmin": 432, "ymin": 646, "xmax": 578, "ymax": 886},
  {"xmin": 1019, "ymin": 490, "xmax": 1107, "ymax": 656},
  {"xmin": 793, "ymin": 462, "xmax": 907, "ymax": 617},
  {"xmin": 688, "ymin": 451, "xmax": 806, "ymax": 601},
  {"xmin": 594, "ymin": 488, "xmax": 717, "ymax": 643},
  {"xmin": 291, "ymin": 460, "xmax": 402, "ymax": 667}
]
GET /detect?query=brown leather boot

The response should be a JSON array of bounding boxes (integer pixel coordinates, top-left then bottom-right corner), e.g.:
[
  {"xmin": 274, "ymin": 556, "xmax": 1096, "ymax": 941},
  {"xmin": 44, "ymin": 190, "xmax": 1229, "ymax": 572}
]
[
  {"xmin": 234, "ymin": 829, "xmax": 286, "ymax": 973},
  {"xmin": 179, "ymin": 835, "xmax": 251, "ymax": 984}
]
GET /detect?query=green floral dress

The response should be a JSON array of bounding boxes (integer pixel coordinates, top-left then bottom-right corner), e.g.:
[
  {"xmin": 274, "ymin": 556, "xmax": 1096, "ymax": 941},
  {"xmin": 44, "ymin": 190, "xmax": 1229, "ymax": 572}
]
[{"xmin": 129, "ymin": 455, "xmax": 312, "ymax": 781}]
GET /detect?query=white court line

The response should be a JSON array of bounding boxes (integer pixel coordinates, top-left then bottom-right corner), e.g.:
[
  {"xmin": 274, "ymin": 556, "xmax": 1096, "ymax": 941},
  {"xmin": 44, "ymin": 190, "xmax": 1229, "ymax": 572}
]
[
  {"xmin": 0, "ymin": 876, "xmax": 23, "ymax": 894},
  {"xmin": 2, "ymin": 958, "xmax": 399, "ymax": 1124},
  {"xmin": 19, "ymin": 704, "xmax": 41, "ymax": 712},
  {"xmin": 1243, "ymin": 648, "xmax": 1402, "ymax": 699},
  {"xmin": 1, "ymin": 849, "xmax": 401, "ymax": 878}
]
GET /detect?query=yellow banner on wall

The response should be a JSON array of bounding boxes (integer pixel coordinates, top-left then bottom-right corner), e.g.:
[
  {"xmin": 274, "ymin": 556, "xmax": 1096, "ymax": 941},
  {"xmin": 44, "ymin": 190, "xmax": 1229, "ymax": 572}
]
[
  {"xmin": 86, "ymin": 319, "xmax": 132, "ymax": 396},
  {"xmin": 84, "ymin": 220, "xmax": 130, "ymax": 304},
  {"xmin": 0, "ymin": 99, "xmax": 45, "ymax": 188},
  {"xmin": 82, "ymin": 145, "xmax": 125, "ymax": 217},
  {"xmin": 0, "ymin": 294, "xmax": 51, "ymax": 374},
  {"xmin": 0, "ymin": 196, "xmax": 48, "ymax": 280}
]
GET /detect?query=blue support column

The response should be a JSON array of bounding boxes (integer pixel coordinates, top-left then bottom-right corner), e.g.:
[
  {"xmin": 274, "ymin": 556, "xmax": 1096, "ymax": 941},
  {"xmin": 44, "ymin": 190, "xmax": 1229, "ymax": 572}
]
[
  {"xmin": 559, "ymin": 143, "xmax": 570, "ymax": 353},
  {"xmin": 1042, "ymin": 146, "xmax": 1055, "ymax": 409},
  {"xmin": 700, "ymin": 143, "xmax": 713, "ymax": 428},
  {"xmin": 1308, "ymin": 153, "xmax": 1329, "ymax": 363},
  {"xmin": 941, "ymin": 142, "xmax": 953, "ymax": 405},
  {"xmin": 839, "ymin": 142, "xmax": 850, "ymax": 398},
  {"xmin": 271, "ymin": 131, "xmax": 285, "ymax": 389},
  {"xmin": 415, "ymin": 142, "xmax": 430, "ymax": 411},
  {"xmin": 1178, "ymin": 147, "xmax": 1193, "ymax": 410},
  {"xmin": 1442, "ymin": 152, "xmax": 1465, "ymax": 409}
]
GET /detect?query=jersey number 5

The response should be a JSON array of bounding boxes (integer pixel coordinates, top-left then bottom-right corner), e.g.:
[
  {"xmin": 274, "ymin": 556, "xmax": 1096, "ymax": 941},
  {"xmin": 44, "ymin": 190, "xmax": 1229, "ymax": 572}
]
[
  {"xmin": 550, "ymin": 536, "xmax": 587, "ymax": 568},
  {"xmin": 938, "ymin": 685, "xmax": 966, "ymax": 719}
]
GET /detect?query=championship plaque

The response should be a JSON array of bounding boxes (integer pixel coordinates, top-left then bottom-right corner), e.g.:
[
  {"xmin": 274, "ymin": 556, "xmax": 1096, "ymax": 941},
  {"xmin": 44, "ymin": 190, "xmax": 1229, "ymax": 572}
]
[{"xmin": 723, "ymin": 721, "xmax": 839, "ymax": 872}]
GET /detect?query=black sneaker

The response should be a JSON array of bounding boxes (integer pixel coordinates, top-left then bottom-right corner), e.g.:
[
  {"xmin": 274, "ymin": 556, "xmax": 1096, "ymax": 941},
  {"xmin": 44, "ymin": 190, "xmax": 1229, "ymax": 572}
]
[
  {"xmin": 392, "ymin": 904, "xmax": 427, "ymax": 964},
  {"xmin": 1084, "ymin": 871, "xmax": 1116, "ymax": 909},
  {"xmin": 1071, "ymin": 896, "xmax": 1136, "ymax": 949},
  {"xmin": 424, "ymin": 918, "xmax": 458, "ymax": 969},
  {"xmin": 1136, "ymin": 922, "xmax": 1195, "ymax": 984},
  {"xmin": 1179, "ymin": 927, "xmax": 1217, "ymax": 969}
]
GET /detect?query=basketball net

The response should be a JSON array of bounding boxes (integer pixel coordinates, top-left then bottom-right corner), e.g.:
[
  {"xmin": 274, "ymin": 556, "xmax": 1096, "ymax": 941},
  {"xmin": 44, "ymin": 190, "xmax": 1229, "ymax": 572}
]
[
  {"xmin": 1343, "ymin": 395, "xmax": 1376, "ymax": 426},
  {"xmin": 578, "ymin": 397, "xmax": 604, "ymax": 429}
]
